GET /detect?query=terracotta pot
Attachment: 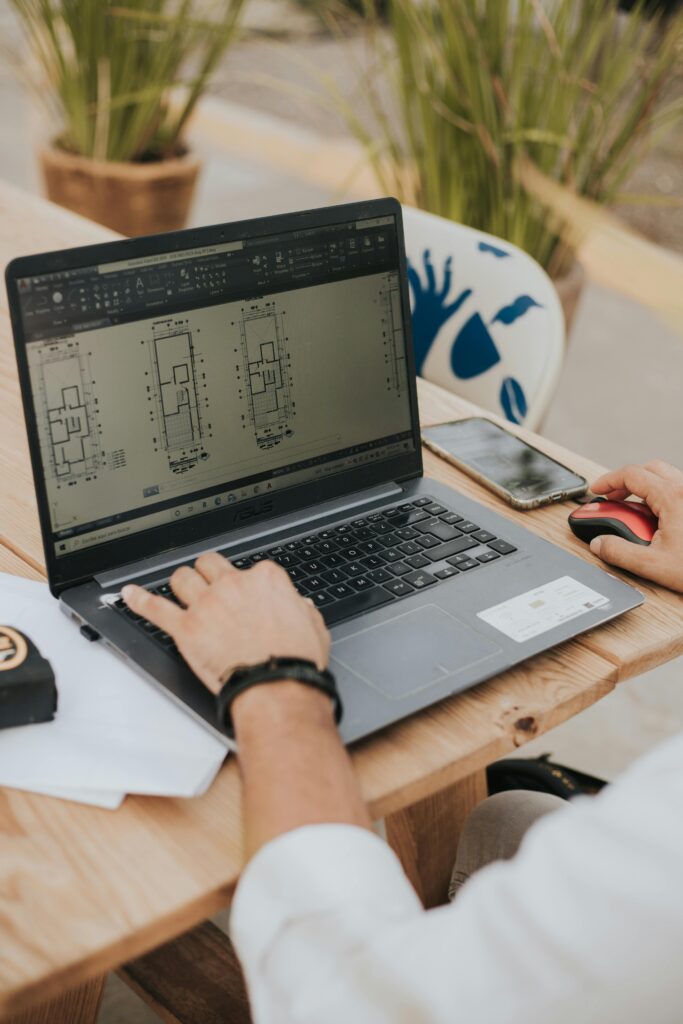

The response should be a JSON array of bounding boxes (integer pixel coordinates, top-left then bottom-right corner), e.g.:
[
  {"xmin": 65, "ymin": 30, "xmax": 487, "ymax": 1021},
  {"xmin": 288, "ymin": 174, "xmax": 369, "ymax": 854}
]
[
  {"xmin": 39, "ymin": 146, "xmax": 202, "ymax": 237},
  {"xmin": 553, "ymin": 259, "xmax": 586, "ymax": 340}
]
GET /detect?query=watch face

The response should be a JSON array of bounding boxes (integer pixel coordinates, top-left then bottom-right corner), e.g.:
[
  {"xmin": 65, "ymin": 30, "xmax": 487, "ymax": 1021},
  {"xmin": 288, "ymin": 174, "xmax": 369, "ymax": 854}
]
[{"xmin": 0, "ymin": 626, "xmax": 28, "ymax": 672}]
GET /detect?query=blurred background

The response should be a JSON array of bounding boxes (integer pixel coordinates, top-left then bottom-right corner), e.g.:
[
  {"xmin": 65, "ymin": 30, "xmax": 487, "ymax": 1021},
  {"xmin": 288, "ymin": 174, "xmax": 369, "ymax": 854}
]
[{"xmin": 0, "ymin": 3, "xmax": 682, "ymax": 1017}]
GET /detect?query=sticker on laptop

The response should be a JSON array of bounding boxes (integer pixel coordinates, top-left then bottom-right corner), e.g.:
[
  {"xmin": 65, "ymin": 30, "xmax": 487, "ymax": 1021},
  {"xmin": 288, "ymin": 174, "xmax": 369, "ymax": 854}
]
[{"xmin": 477, "ymin": 576, "xmax": 609, "ymax": 644}]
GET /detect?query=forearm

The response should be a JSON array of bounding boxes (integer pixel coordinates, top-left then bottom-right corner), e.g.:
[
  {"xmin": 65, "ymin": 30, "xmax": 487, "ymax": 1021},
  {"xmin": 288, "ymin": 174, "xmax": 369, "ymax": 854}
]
[{"xmin": 232, "ymin": 681, "xmax": 372, "ymax": 860}]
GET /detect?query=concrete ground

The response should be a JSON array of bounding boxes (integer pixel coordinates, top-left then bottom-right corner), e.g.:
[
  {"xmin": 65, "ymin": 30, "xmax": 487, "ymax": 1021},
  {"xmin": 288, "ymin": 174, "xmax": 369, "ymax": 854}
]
[{"xmin": 1, "ymin": 3, "xmax": 682, "ymax": 1020}]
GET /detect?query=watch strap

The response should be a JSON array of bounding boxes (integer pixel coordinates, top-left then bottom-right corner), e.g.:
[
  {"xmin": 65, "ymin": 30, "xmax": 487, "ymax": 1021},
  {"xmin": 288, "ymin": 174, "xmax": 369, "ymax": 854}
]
[{"xmin": 217, "ymin": 657, "xmax": 342, "ymax": 737}]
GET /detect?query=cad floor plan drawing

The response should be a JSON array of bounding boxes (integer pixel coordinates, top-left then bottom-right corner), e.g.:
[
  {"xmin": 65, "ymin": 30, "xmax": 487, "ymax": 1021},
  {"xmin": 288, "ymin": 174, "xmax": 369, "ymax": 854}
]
[
  {"xmin": 36, "ymin": 343, "xmax": 101, "ymax": 484},
  {"xmin": 379, "ymin": 272, "xmax": 406, "ymax": 398},
  {"xmin": 236, "ymin": 299, "xmax": 295, "ymax": 450},
  {"xmin": 146, "ymin": 318, "xmax": 209, "ymax": 474}
]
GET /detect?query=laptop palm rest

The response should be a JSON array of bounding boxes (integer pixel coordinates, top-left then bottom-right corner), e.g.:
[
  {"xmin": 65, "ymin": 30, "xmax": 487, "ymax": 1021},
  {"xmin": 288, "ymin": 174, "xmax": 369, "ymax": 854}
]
[{"xmin": 330, "ymin": 605, "xmax": 502, "ymax": 700}]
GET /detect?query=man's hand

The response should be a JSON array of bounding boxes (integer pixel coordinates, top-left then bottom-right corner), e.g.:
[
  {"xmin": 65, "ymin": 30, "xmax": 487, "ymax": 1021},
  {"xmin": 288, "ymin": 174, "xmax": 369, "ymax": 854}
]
[
  {"xmin": 589, "ymin": 460, "xmax": 683, "ymax": 593},
  {"xmin": 122, "ymin": 553, "xmax": 331, "ymax": 695}
]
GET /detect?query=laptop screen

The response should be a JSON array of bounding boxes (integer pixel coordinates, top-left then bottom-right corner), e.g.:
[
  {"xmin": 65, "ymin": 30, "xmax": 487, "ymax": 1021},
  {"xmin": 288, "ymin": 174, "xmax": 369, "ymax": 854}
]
[{"xmin": 16, "ymin": 211, "xmax": 415, "ymax": 561}]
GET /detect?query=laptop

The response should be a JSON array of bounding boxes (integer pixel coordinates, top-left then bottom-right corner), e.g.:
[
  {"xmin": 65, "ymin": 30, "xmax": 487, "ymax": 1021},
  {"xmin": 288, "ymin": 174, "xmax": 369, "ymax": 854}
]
[{"xmin": 6, "ymin": 198, "xmax": 643, "ymax": 745}]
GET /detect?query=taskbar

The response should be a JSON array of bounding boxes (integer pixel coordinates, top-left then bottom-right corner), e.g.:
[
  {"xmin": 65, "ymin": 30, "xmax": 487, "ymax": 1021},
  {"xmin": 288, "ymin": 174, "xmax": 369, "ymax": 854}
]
[{"xmin": 53, "ymin": 433, "xmax": 415, "ymax": 557}]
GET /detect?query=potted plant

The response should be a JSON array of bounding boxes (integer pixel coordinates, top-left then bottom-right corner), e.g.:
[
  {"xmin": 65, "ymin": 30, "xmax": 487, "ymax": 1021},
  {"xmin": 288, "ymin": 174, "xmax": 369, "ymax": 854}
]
[
  {"xmin": 321, "ymin": 0, "xmax": 683, "ymax": 328},
  {"xmin": 9, "ymin": 0, "xmax": 246, "ymax": 236}
]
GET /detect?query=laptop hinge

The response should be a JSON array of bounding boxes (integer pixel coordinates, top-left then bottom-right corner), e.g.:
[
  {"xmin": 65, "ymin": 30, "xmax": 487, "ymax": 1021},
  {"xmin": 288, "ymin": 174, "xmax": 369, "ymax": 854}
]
[{"xmin": 95, "ymin": 481, "xmax": 403, "ymax": 589}]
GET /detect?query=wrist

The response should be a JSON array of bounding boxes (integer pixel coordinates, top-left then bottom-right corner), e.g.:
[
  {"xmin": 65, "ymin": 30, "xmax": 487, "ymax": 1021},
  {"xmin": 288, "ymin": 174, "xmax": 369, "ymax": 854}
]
[{"xmin": 231, "ymin": 679, "xmax": 336, "ymax": 739}]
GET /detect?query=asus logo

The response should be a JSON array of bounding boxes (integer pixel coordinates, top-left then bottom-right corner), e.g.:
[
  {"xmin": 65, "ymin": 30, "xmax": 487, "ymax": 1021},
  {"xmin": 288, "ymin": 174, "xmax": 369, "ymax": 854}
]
[{"xmin": 232, "ymin": 499, "xmax": 273, "ymax": 523}]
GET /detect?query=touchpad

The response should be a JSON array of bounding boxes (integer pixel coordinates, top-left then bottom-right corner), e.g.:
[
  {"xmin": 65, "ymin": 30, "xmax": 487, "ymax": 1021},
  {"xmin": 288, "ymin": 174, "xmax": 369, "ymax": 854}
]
[{"xmin": 331, "ymin": 605, "xmax": 502, "ymax": 700}]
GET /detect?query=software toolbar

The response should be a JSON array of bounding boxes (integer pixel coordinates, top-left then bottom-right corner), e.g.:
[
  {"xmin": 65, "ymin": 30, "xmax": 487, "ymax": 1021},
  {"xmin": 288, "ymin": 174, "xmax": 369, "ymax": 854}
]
[{"xmin": 17, "ymin": 217, "xmax": 397, "ymax": 342}]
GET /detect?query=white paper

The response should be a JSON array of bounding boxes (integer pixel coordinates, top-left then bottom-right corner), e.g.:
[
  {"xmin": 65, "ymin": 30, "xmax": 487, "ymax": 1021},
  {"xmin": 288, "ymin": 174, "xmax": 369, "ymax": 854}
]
[
  {"xmin": 477, "ymin": 576, "xmax": 609, "ymax": 644},
  {"xmin": 0, "ymin": 574, "xmax": 228, "ymax": 805},
  {"xmin": 3, "ymin": 782, "xmax": 126, "ymax": 809}
]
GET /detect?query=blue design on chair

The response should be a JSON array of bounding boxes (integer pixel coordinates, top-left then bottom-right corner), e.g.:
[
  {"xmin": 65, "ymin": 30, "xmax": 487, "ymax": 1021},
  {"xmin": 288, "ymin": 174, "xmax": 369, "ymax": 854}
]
[
  {"xmin": 478, "ymin": 241, "xmax": 510, "ymax": 259},
  {"xmin": 450, "ymin": 313, "xmax": 501, "ymax": 379},
  {"xmin": 500, "ymin": 376, "xmax": 528, "ymax": 424},
  {"xmin": 407, "ymin": 250, "xmax": 472, "ymax": 374},
  {"xmin": 490, "ymin": 295, "xmax": 542, "ymax": 326},
  {"xmin": 408, "ymin": 247, "xmax": 543, "ymax": 425}
]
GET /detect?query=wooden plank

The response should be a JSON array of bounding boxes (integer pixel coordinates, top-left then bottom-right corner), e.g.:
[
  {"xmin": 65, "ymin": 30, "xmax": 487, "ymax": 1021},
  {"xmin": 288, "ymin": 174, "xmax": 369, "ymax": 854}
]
[
  {"xmin": 386, "ymin": 769, "xmax": 488, "ymax": 909},
  {"xmin": 0, "ymin": 544, "xmax": 46, "ymax": 582},
  {"xmin": 118, "ymin": 922, "xmax": 250, "ymax": 1024},
  {"xmin": 5, "ymin": 977, "xmax": 105, "ymax": 1024}
]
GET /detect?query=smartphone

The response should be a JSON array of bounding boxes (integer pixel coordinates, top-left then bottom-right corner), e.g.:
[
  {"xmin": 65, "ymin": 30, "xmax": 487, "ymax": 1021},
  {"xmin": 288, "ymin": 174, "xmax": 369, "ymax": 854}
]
[{"xmin": 422, "ymin": 417, "xmax": 588, "ymax": 510}]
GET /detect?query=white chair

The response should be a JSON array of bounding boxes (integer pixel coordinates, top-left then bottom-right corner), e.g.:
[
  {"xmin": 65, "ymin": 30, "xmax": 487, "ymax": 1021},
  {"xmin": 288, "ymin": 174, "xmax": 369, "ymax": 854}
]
[{"xmin": 402, "ymin": 205, "xmax": 565, "ymax": 430}]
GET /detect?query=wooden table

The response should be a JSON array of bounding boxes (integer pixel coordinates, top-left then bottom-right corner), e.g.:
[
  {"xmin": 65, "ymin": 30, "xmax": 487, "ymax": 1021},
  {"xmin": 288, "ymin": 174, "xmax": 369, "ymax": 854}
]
[{"xmin": 1, "ymin": 182, "xmax": 682, "ymax": 1023}]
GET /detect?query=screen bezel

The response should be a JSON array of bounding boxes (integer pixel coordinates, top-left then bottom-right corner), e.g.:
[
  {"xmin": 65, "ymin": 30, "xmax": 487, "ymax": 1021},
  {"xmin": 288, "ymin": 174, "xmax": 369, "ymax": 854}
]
[{"xmin": 6, "ymin": 198, "xmax": 423, "ymax": 595}]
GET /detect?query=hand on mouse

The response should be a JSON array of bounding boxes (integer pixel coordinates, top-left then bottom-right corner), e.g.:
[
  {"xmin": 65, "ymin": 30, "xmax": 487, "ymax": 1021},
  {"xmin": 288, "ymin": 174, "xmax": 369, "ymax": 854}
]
[
  {"xmin": 122, "ymin": 553, "xmax": 331, "ymax": 696},
  {"xmin": 589, "ymin": 460, "xmax": 683, "ymax": 593}
]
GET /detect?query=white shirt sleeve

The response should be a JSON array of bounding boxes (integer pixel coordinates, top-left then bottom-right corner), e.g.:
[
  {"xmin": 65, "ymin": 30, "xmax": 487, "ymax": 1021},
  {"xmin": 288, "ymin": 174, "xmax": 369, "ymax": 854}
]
[{"xmin": 230, "ymin": 732, "xmax": 683, "ymax": 1024}]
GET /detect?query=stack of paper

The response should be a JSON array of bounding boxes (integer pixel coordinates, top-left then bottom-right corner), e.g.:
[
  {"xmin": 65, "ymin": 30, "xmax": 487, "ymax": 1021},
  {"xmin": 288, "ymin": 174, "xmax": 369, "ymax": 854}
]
[{"xmin": 0, "ymin": 574, "xmax": 229, "ymax": 809}]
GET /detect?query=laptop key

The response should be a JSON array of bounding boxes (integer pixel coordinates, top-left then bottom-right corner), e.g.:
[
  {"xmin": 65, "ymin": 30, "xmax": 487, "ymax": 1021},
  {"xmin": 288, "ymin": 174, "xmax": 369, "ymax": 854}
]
[
  {"xmin": 403, "ymin": 569, "xmax": 437, "ymax": 589},
  {"xmin": 274, "ymin": 553, "xmax": 299, "ymax": 567},
  {"xmin": 345, "ymin": 562, "xmax": 366, "ymax": 577},
  {"xmin": 472, "ymin": 530, "xmax": 496, "ymax": 544},
  {"xmin": 354, "ymin": 528, "xmax": 374, "ymax": 541},
  {"xmin": 367, "ymin": 567, "xmax": 392, "ymax": 583},
  {"xmin": 287, "ymin": 567, "xmax": 305, "ymax": 581},
  {"xmin": 384, "ymin": 579, "xmax": 414, "ymax": 596},
  {"xmin": 424, "ymin": 503, "xmax": 447, "ymax": 515},
  {"xmin": 344, "ymin": 547, "xmax": 363, "ymax": 560},
  {"xmin": 394, "ymin": 526, "xmax": 417, "ymax": 540},
  {"xmin": 310, "ymin": 590, "xmax": 335, "ymax": 608},
  {"xmin": 416, "ymin": 534, "xmax": 441, "ymax": 549},
  {"xmin": 388, "ymin": 561, "xmax": 412, "ymax": 577},
  {"xmin": 322, "ymin": 553, "xmax": 345, "ymax": 567},
  {"xmin": 322, "ymin": 568, "xmax": 348, "ymax": 584},
  {"xmin": 327, "ymin": 583, "xmax": 354, "ymax": 599},
  {"xmin": 322, "ymin": 586, "xmax": 395, "ymax": 626},
  {"xmin": 405, "ymin": 553, "xmax": 430, "ymax": 569},
  {"xmin": 232, "ymin": 557, "xmax": 252, "ymax": 569},
  {"xmin": 350, "ymin": 575, "xmax": 374, "ymax": 592},
  {"xmin": 440, "ymin": 512, "xmax": 463, "ymax": 525},
  {"xmin": 436, "ymin": 566, "xmax": 459, "ymax": 579},
  {"xmin": 456, "ymin": 521, "xmax": 479, "ymax": 534},
  {"xmin": 424, "ymin": 535, "xmax": 479, "ymax": 562},
  {"xmin": 316, "ymin": 540, "xmax": 338, "ymax": 555},
  {"xmin": 477, "ymin": 551, "xmax": 501, "ymax": 563},
  {"xmin": 412, "ymin": 496, "xmax": 433, "ymax": 507},
  {"xmin": 305, "ymin": 576, "xmax": 326, "ymax": 590},
  {"xmin": 398, "ymin": 540, "xmax": 421, "ymax": 556},
  {"xmin": 488, "ymin": 539, "xmax": 518, "ymax": 555},
  {"xmin": 380, "ymin": 547, "xmax": 403, "ymax": 562},
  {"xmin": 421, "ymin": 522, "xmax": 462, "ymax": 543},
  {"xmin": 362, "ymin": 555, "xmax": 384, "ymax": 570},
  {"xmin": 359, "ymin": 539, "xmax": 383, "ymax": 555},
  {"xmin": 301, "ymin": 560, "xmax": 324, "ymax": 575},
  {"xmin": 371, "ymin": 522, "xmax": 394, "ymax": 535},
  {"xmin": 455, "ymin": 558, "xmax": 480, "ymax": 571}
]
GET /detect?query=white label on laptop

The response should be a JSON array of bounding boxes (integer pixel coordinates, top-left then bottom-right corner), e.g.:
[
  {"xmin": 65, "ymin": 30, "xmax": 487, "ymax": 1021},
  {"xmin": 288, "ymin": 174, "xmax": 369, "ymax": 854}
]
[{"xmin": 477, "ymin": 576, "xmax": 609, "ymax": 644}]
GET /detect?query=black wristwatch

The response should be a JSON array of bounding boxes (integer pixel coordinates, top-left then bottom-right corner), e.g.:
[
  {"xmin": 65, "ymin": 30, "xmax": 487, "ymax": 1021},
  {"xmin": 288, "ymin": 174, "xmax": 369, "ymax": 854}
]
[{"xmin": 216, "ymin": 656, "xmax": 342, "ymax": 738}]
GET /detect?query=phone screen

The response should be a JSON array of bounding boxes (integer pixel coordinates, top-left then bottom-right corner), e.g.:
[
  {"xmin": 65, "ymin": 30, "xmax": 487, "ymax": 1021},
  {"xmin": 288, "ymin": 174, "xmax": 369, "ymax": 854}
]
[{"xmin": 423, "ymin": 418, "xmax": 586, "ymax": 502}]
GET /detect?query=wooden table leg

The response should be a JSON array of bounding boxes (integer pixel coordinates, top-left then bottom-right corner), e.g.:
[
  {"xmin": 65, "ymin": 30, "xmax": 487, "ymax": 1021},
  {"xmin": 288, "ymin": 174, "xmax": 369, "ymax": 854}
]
[
  {"xmin": 6, "ymin": 975, "xmax": 106, "ymax": 1024},
  {"xmin": 385, "ymin": 768, "xmax": 488, "ymax": 909}
]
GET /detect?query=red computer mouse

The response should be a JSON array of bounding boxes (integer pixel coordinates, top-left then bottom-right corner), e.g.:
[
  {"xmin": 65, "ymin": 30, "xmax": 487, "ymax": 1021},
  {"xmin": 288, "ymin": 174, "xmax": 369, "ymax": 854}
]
[{"xmin": 568, "ymin": 498, "xmax": 658, "ymax": 547}]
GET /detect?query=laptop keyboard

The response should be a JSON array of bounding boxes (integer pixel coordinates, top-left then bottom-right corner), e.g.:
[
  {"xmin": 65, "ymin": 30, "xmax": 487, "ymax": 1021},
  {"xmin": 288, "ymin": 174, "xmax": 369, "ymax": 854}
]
[{"xmin": 113, "ymin": 496, "xmax": 518, "ymax": 656}]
